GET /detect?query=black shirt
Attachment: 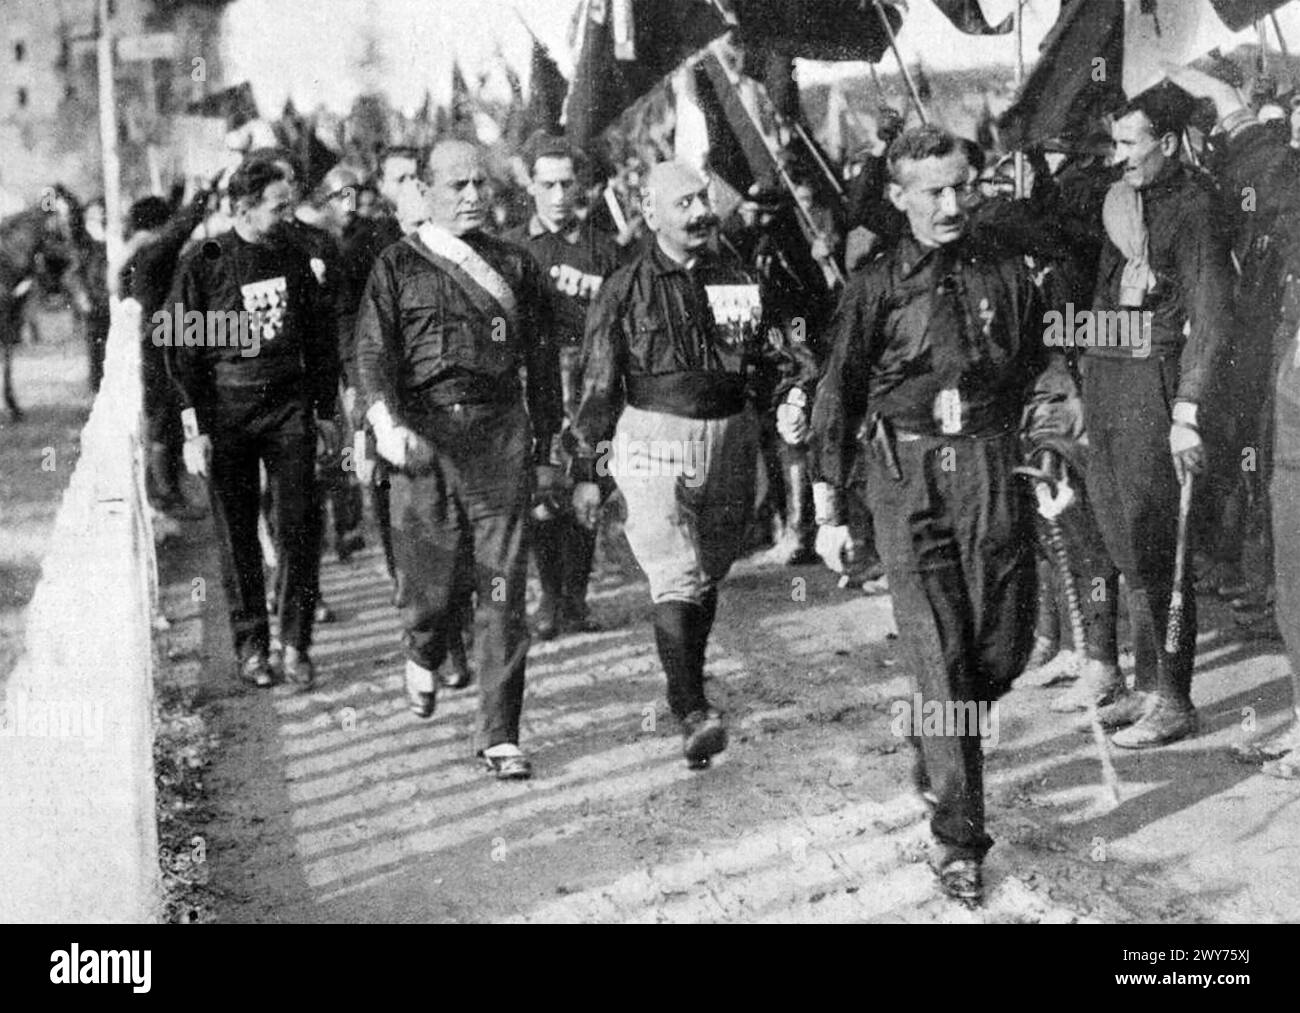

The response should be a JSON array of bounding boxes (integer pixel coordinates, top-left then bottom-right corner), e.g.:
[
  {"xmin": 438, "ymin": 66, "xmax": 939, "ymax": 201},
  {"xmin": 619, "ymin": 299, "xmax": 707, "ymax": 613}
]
[
  {"xmin": 504, "ymin": 216, "xmax": 622, "ymax": 348},
  {"xmin": 572, "ymin": 240, "xmax": 804, "ymax": 475},
  {"xmin": 166, "ymin": 227, "xmax": 338, "ymax": 428},
  {"xmin": 353, "ymin": 227, "xmax": 561, "ymax": 448},
  {"xmin": 811, "ymin": 231, "xmax": 1056, "ymax": 489}
]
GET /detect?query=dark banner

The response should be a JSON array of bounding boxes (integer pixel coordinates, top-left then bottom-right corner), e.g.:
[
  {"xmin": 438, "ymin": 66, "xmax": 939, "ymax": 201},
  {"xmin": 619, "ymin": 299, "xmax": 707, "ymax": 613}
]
[{"xmin": 998, "ymin": 0, "xmax": 1126, "ymax": 151}]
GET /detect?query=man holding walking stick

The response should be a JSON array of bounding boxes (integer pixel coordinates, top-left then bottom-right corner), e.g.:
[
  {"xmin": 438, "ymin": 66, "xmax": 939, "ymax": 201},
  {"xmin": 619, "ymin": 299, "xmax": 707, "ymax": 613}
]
[{"xmin": 1082, "ymin": 86, "xmax": 1234, "ymax": 748}]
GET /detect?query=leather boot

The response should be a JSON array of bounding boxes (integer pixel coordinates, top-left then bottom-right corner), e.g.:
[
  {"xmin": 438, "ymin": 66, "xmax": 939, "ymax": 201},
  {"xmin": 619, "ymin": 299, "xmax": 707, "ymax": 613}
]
[{"xmin": 654, "ymin": 600, "xmax": 708, "ymax": 721}]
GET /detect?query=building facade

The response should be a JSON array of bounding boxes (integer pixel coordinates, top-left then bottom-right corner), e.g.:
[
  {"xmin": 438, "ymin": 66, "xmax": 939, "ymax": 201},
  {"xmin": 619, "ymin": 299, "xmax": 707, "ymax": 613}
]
[{"xmin": 0, "ymin": 0, "xmax": 231, "ymax": 213}]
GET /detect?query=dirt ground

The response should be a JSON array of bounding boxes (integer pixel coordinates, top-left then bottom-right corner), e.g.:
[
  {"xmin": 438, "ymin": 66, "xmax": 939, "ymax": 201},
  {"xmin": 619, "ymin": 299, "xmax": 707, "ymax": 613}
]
[
  {"xmin": 157, "ymin": 488, "xmax": 1300, "ymax": 924},
  {"xmin": 0, "ymin": 311, "xmax": 90, "ymax": 684}
]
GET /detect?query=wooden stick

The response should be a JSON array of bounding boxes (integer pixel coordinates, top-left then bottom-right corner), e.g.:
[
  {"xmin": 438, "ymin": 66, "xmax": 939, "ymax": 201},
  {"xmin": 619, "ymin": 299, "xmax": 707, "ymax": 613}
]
[
  {"xmin": 871, "ymin": 0, "xmax": 929, "ymax": 125},
  {"xmin": 1165, "ymin": 471, "xmax": 1194, "ymax": 655}
]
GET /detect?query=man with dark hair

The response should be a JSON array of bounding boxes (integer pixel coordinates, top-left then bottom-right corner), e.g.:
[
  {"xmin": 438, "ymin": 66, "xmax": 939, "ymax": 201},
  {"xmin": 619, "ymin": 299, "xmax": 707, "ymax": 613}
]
[
  {"xmin": 355, "ymin": 140, "xmax": 560, "ymax": 780},
  {"xmin": 121, "ymin": 187, "xmax": 213, "ymax": 518},
  {"xmin": 505, "ymin": 132, "xmax": 622, "ymax": 639},
  {"xmin": 728, "ymin": 175, "xmax": 829, "ymax": 566},
  {"xmin": 169, "ymin": 155, "xmax": 340, "ymax": 689},
  {"xmin": 808, "ymin": 125, "xmax": 1078, "ymax": 906},
  {"xmin": 376, "ymin": 145, "xmax": 426, "ymax": 243},
  {"xmin": 1081, "ymin": 85, "xmax": 1234, "ymax": 748}
]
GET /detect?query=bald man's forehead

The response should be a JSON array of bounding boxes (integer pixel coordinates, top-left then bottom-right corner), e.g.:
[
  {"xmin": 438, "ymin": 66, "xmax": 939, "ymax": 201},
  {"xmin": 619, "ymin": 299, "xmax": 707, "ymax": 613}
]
[
  {"xmin": 645, "ymin": 162, "xmax": 710, "ymax": 206},
  {"xmin": 428, "ymin": 143, "xmax": 486, "ymax": 182}
]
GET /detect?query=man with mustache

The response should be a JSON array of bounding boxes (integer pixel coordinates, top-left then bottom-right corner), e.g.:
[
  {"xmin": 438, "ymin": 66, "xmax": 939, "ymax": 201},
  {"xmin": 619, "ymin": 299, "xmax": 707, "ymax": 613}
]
[
  {"xmin": 569, "ymin": 160, "xmax": 799, "ymax": 771},
  {"xmin": 808, "ymin": 126, "xmax": 1078, "ymax": 906},
  {"xmin": 354, "ymin": 140, "xmax": 560, "ymax": 780},
  {"xmin": 1080, "ymin": 86, "xmax": 1234, "ymax": 748}
]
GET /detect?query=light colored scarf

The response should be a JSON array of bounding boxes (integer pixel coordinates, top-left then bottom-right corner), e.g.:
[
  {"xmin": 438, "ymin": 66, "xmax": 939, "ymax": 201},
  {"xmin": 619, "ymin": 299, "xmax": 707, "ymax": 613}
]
[
  {"xmin": 1102, "ymin": 180, "xmax": 1157, "ymax": 307},
  {"xmin": 416, "ymin": 222, "xmax": 518, "ymax": 322}
]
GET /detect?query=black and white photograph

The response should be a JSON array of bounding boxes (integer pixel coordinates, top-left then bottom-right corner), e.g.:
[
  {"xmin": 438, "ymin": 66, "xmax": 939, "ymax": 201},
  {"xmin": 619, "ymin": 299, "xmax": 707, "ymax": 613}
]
[{"xmin": 0, "ymin": 0, "xmax": 1295, "ymax": 958}]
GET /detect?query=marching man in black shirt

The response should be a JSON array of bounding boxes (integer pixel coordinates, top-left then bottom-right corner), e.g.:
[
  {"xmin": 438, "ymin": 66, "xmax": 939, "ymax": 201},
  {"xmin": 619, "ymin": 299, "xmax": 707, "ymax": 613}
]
[
  {"xmin": 354, "ymin": 140, "xmax": 560, "ymax": 781},
  {"xmin": 808, "ymin": 126, "xmax": 1078, "ymax": 906},
  {"xmin": 168, "ymin": 156, "xmax": 340, "ymax": 689},
  {"xmin": 569, "ymin": 160, "xmax": 795, "ymax": 771},
  {"xmin": 1084, "ymin": 88, "xmax": 1234, "ymax": 748},
  {"xmin": 505, "ymin": 133, "xmax": 622, "ymax": 640}
]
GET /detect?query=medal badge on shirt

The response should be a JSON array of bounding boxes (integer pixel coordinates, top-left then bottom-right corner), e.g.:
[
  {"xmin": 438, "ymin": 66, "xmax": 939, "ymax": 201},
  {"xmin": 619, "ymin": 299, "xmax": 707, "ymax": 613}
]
[
  {"xmin": 241, "ymin": 277, "xmax": 287, "ymax": 343},
  {"xmin": 705, "ymin": 284, "xmax": 762, "ymax": 348},
  {"xmin": 932, "ymin": 294, "xmax": 995, "ymax": 436},
  {"xmin": 550, "ymin": 263, "xmax": 604, "ymax": 302}
]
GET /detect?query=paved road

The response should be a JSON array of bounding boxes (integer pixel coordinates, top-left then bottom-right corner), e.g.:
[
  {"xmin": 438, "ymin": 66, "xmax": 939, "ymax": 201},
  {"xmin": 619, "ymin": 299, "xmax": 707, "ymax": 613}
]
[{"xmin": 159, "ymin": 507, "xmax": 1300, "ymax": 923}]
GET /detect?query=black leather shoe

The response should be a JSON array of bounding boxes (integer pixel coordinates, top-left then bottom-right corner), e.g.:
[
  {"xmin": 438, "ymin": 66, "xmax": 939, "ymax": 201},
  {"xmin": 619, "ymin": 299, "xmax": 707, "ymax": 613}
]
[
  {"xmin": 238, "ymin": 652, "xmax": 274, "ymax": 688},
  {"xmin": 283, "ymin": 647, "xmax": 316, "ymax": 689},
  {"xmin": 481, "ymin": 748, "xmax": 533, "ymax": 780},
  {"xmin": 933, "ymin": 857, "xmax": 983, "ymax": 908},
  {"xmin": 534, "ymin": 597, "xmax": 559, "ymax": 641},
  {"xmin": 559, "ymin": 606, "xmax": 600, "ymax": 635},
  {"xmin": 682, "ymin": 708, "xmax": 727, "ymax": 770},
  {"xmin": 1096, "ymin": 689, "xmax": 1156, "ymax": 730},
  {"xmin": 336, "ymin": 531, "xmax": 365, "ymax": 563},
  {"xmin": 441, "ymin": 640, "xmax": 472, "ymax": 689}
]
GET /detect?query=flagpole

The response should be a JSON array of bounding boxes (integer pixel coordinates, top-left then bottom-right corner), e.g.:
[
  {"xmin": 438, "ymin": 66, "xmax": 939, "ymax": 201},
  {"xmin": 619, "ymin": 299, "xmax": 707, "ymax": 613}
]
[
  {"xmin": 871, "ymin": 0, "xmax": 929, "ymax": 125},
  {"xmin": 96, "ymin": 0, "xmax": 123, "ymax": 294},
  {"xmin": 1270, "ymin": 11, "xmax": 1292, "ymax": 65},
  {"xmin": 1014, "ymin": 0, "xmax": 1025, "ymax": 198}
]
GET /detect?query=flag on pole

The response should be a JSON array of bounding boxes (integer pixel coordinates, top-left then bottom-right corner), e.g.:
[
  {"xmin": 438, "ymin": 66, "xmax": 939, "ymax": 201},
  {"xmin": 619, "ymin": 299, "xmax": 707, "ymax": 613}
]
[
  {"xmin": 527, "ymin": 37, "xmax": 567, "ymax": 137},
  {"xmin": 451, "ymin": 61, "xmax": 475, "ymax": 138},
  {"xmin": 998, "ymin": 0, "xmax": 1125, "ymax": 150},
  {"xmin": 928, "ymin": 0, "xmax": 1014, "ymax": 35},
  {"xmin": 565, "ymin": 0, "xmax": 729, "ymax": 151},
  {"xmin": 186, "ymin": 81, "xmax": 260, "ymax": 130}
]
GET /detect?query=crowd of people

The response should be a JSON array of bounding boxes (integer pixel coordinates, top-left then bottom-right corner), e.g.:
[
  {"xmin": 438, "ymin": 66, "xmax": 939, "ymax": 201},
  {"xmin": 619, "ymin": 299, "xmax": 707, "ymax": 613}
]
[{"xmin": 54, "ymin": 57, "xmax": 1300, "ymax": 908}]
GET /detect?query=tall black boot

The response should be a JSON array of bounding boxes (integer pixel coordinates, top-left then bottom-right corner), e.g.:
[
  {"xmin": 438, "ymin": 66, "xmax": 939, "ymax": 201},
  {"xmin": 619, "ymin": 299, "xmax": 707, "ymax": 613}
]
[
  {"xmin": 532, "ymin": 518, "xmax": 564, "ymax": 639},
  {"xmin": 694, "ymin": 587, "xmax": 719, "ymax": 675},
  {"xmin": 654, "ymin": 600, "xmax": 707, "ymax": 720}
]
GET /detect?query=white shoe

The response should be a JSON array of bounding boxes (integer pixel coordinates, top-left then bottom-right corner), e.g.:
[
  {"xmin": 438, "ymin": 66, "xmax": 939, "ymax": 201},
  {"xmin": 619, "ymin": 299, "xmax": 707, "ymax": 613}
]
[{"xmin": 406, "ymin": 660, "xmax": 436, "ymax": 718}]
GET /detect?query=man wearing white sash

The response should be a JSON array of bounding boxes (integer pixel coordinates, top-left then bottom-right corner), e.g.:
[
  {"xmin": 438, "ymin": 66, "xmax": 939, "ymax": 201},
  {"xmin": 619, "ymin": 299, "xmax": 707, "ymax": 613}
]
[{"xmin": 354, "ymin": 140, "xmax": 561, "ymax": 781}]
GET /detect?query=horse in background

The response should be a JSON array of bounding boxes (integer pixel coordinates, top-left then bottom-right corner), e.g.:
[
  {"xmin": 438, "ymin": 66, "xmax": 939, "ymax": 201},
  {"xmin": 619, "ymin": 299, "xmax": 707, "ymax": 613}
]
[
  {"xmin": 0, "ymin": 205, "xmax": 51, "ymax": 421},
  {"xmin": 0, "ymin": 191, "xmax": 100, "ymax": 421}
]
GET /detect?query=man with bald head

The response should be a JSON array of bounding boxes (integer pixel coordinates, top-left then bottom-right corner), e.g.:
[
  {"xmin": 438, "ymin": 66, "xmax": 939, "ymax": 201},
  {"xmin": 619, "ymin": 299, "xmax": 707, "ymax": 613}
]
[
  {"xmin": 355, "ymin": 139, "xmax": 561, "ymax": 780},
  {"xmin": 570, "ymin": 159, "xmax": 797, "ymax": 770}
]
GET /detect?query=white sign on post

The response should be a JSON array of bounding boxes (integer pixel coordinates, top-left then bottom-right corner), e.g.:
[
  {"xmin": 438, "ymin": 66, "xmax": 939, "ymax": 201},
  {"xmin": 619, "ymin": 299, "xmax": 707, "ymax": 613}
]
[{"xmin": 116, "ymin": 33, "xmax": 177, "ymax": 62}]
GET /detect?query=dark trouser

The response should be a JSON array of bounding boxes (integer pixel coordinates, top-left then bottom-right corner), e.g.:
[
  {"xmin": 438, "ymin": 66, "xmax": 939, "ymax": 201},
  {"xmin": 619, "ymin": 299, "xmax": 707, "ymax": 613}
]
[
  {"xmin": 85, "ymin": 308, "xmax": 109, "ymax": 394},
  {"xmin": 318, "ymin": 453, "xmax": 364, "ymax": 549},
  {"xmin": 209, "ymin": 399, "xmax": 321, "ymax": 659},
  {"xmin": 1084, "ymin": 355, "xmax": 1197, "ymax": 702},
  {"xmin": 533, "ymin": 512, "xmax": 597, "ymax": 619},
  {"xmin": 142, "ymin": 342, "xmax": 183, "ymax": 508},
  {"xmin": 533, "ymin": 343, "xmax": 598, "ymax": 619},
  {"xmin": 865, "ymin": 429, "xmax": 1036, "ymax": 863},
  {"xmin": 779, "ymin": 440, "xmax": 815, "ymax": 549},
  {"xmin": 388, "ymin": 401, "xmax": 532, "ymax": 749},
  {"xmin": 373, "ymin": 476, "xmax": 396, "ymax": 579}
]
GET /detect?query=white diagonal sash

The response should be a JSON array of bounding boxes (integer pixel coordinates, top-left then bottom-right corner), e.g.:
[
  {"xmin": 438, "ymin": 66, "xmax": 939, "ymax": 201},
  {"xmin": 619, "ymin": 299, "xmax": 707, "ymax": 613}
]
[{"xmin": 416, "ymin": 223, "xmax": 518, "ymax": 326}]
